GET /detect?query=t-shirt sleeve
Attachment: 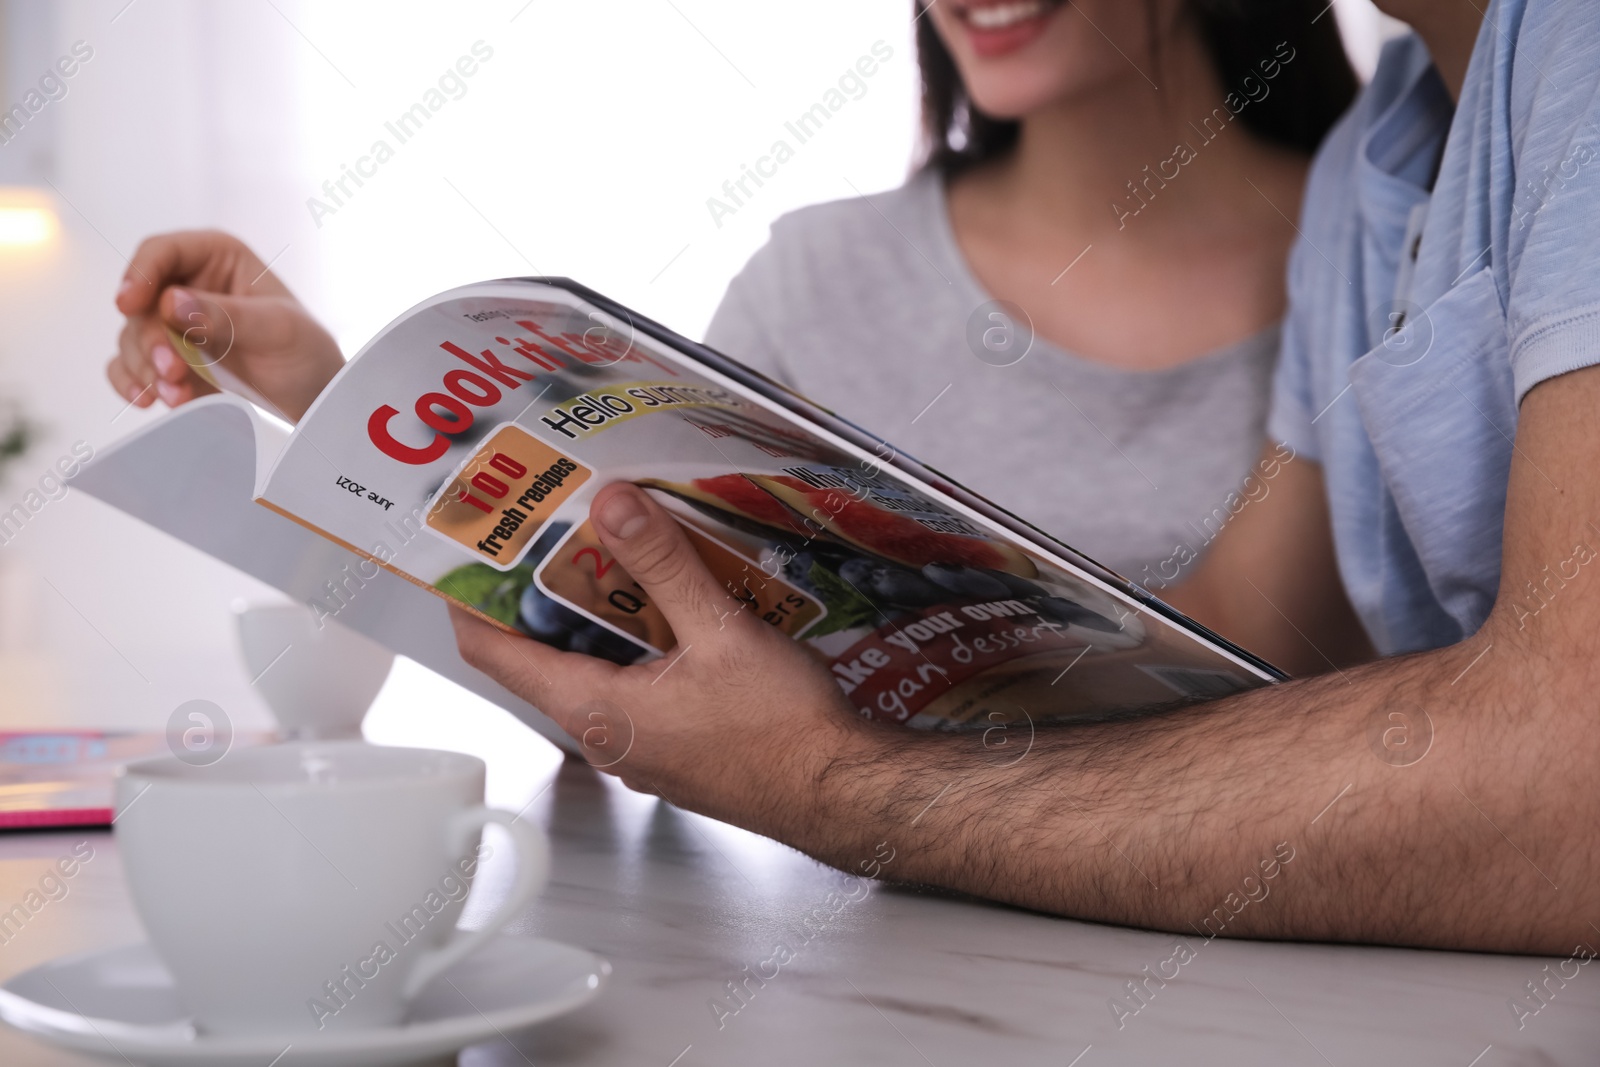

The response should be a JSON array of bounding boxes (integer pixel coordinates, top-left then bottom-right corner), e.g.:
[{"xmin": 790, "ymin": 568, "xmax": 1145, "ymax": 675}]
[
  {"xmin": 703, "ymin": 240, "xmax": 798, "ymax": 389},
  {"xmin": 1503, "ymin": 0, "xmax": 1600, "ymax": 402},
  {"xmin": 1266, "ymin": 234, "xmax": 1323, "ymax": 462}
]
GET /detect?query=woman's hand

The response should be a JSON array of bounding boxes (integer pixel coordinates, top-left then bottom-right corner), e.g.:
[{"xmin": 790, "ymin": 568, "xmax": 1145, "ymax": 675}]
[
  {"xmin": 108, "ymin": 230, "xmax": 345, "ymax": 423},
  {"xmin": 450, "ymin": 482, "xmax": 880, "ymax": 841}
]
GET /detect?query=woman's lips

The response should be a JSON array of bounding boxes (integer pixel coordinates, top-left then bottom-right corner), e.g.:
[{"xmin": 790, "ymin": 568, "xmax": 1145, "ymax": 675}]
[{"xmin": 951, "ymin": 0, "xmax": 1065, "ymax": 59}]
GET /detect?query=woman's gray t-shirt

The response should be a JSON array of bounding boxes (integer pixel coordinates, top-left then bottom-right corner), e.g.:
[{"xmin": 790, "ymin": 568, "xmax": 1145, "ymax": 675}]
[{"xmin": 703, "ymin": 172, "xmax": 1278, "ymax": 584}]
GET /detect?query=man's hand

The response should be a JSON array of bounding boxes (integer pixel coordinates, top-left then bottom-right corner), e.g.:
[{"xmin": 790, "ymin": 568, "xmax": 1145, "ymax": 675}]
[
  {"xmin": 454, "ymin": 364, "xmax": 1600, "ymax": 956},
  {"xmin": 108, "ymin": 231, "xmax": 344, "ymax": 423},
  {"xmin": 449, "ymin": 482, "xmax": 877, "ymax": 838}
]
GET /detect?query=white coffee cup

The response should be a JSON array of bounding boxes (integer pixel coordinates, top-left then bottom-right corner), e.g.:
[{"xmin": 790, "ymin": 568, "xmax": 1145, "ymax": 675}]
[
  {"xmin": 114, "ymin": 742, "xmax": 548, "ymax": 1037},
  {"xmin": 235, "ymin": 602, "xmax": 395, "ymax": 740}
]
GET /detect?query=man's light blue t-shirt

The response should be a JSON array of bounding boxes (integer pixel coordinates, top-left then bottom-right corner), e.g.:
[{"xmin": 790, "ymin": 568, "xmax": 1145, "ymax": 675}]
[{"xmin": 1269, "ymin": 0, "xmax": 1600, "ymax": 657}]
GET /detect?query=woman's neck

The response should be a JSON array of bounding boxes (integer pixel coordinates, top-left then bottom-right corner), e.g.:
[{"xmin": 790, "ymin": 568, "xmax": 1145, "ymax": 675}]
[{"xmin": 943, "ymin": 22, "xmax": 1309, "ymax": 368}]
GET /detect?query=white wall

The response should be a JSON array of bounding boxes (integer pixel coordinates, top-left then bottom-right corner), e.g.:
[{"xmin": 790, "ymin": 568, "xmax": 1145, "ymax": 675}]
[
  {"xmin": 291, "ymin": 2, "xmax": 920, "ymax": 352},
  {"xmin": 0, "ymin": 0, "xmax": 1394, "ymax": 743}
]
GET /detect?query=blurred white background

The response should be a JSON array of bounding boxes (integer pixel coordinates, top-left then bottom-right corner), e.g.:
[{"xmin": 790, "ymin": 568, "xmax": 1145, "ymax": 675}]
[{"xmin": 0, "ymin": 0, "xmax": 1401, "ymax": 752}]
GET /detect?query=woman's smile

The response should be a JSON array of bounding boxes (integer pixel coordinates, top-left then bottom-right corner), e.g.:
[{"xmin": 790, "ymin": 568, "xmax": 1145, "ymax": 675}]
[{"xmin": 947, "ymin": 0, "xmax": 1069, "ymax": 59}]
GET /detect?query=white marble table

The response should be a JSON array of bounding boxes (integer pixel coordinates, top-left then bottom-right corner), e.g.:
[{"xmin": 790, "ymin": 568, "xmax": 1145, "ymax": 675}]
[{"xmin": 1, "ymin": 749, "xmax": 1596, "ymax": 1066}]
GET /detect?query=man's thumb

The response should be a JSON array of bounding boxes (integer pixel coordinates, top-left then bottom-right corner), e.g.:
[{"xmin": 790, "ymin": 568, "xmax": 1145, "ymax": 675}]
[{"xmin": 591, "ymin": 483, "xmax": 731, "ymax": 642}]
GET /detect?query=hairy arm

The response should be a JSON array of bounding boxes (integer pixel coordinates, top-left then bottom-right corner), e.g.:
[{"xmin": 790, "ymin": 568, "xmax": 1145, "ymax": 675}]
[
  {"xmin": 796, "ymin": 367, "xmax": 1600, "ymax": 953},
  {"xmin": 454, "ymin": 368, "xmax": 1600, "ymax": 955}
]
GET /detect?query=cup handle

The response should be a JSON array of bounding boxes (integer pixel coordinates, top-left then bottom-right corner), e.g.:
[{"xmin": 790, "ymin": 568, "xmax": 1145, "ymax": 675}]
[{"xmin": 400, "ymin": 806, "xmax": 550, "ymax": 1000}]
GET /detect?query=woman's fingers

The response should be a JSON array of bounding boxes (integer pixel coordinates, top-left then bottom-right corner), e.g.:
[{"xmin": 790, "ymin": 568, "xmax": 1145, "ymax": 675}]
[
  {"xmin": 159, "ymin": 286, "xmax": 302, "ymax": 363},
  {"xmin": 110, "ymin": 231, "xmax": 345, "ymax": 420},
  {"xmin": 150, "ymin": 340, "xmax": 187, "ymax": 383},
  {"xmin": 154, "ymin": 376, "xmax": 199, "ymax": 408},
  {"xmin": 106, "ymin": 356, "xmax": 154, "ymax": 407},
  {"xmin": 115, "ymin": 230, "xmax": 273, "ymax": 317},
  {"xmin": 117, "ymin": 232, "xmax": 218, "ymax": 315},
  {"xmin": 111, "ymin": 310, "xmax": 218, "ymax": 408},
  {"xmin": 114, "ymin": 316, "xmax": 158, "ymax": 390}
]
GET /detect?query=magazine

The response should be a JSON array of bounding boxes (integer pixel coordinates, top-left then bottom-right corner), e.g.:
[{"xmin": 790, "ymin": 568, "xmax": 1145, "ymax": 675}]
[{"xmin": 86, "ymin": 278, "xmax": 1284, "ymax": 730}]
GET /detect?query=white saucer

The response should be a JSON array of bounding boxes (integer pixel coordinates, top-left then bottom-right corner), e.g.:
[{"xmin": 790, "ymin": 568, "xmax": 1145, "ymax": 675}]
[{"xmin": 0, "ymin": 934, "xmax": 608, "ymax": 1066}]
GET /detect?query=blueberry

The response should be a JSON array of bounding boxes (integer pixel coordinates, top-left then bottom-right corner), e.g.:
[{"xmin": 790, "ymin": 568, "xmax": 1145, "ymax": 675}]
[
  {"xmin": 838, "ymin": 558, "xmax": 878, "ymax": 591},
  {"xmin": 980, "ymin": 567, "xmax": 1047, "ymax": 600},
  {"xmin": 921, "ymin": 562, "xmax": 1010, "ymax": 599},
  {"xmin": 567, "ymin": 625, "xmax": 609, "ymax": 657},
  {"xmin": 782, "ymin": 551, "xmax": 820, "ymax": 594},
  {"xmin": 836, "ymin": 558, "xmax": 941, "ymax": 609},
  {"xmin": 871, "ymin": 568, "xmax": 945, "ymax": 608},
  {"xmin": 518, "ymin": 584, "xmax": 572, "ymax": 641},
  {"xmin": 569, "ymin": 624, "xmax": 649, "ymax": 666}
]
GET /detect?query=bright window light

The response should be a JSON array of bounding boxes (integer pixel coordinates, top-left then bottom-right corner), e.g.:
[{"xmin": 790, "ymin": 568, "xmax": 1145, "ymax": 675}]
[{"xmin": 0, "ymin": 198, "xmax": 56, "ymax": 247}]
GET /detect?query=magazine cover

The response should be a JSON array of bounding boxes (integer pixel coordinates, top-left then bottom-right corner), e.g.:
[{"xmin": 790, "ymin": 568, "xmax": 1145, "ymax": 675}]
[{"xmin": 257, "ymin": 279, "xmax": 1281, "ymax": 728}]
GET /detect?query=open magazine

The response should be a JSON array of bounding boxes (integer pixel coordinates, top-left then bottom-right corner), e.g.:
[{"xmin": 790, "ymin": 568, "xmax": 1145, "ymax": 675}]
[{"xmin": 89, "ymin": 278, "xmax": 1284, "ymax": 729}]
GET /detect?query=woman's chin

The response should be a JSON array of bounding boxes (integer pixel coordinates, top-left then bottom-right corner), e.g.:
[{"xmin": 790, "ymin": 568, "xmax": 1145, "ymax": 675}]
[{"xmin": 963, "ymin": 74, "xmax": 1084, "ymax": 123}]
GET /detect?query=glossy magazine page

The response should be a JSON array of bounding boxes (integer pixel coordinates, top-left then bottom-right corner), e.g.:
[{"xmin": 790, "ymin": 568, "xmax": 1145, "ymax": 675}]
[
  {"xmin": 258, "ymin": 279, "xmax": 1278, "ymax": 728},
  {"xmin": 560, "ymin": 278, "xmax": 1286, "ymax": 682}
]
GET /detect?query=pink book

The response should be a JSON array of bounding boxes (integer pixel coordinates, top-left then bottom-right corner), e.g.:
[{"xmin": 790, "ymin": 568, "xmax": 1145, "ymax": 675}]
[{"xmin": 0, "ymin": 732, "xmax": 181, "ymax": 830}]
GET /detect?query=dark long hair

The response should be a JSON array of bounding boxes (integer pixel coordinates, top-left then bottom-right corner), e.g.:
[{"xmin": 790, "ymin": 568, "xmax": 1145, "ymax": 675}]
[{"xmin": 917, "ymin": 0, "xmax": 1359, "ymax": 173}]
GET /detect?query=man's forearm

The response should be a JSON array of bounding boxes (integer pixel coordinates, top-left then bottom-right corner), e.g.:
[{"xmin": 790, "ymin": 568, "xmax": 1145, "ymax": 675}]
[{"xmin": 798, "ymin": 632, "xmax": 1593, "ymax": 954}]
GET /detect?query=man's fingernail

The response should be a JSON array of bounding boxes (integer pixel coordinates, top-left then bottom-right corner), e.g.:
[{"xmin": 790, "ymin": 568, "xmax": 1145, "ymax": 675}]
[
  {"xmin": 156, "ymin": 380, "xmax": 182, "ymax": 406},
  {"xmin": 596, "ymin": 490, "xmax": 649, "ymax": 540},
  {"xmin": 116, "ymin": 277, "xmax": 134, "ymax": 299},
  {"xmin": 166, "ymin": 287, "xmax": 189, "ymax": 314},
  {"xmin": 152, "ymin": 344, "xmax": 177, "ymax": 376}
]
